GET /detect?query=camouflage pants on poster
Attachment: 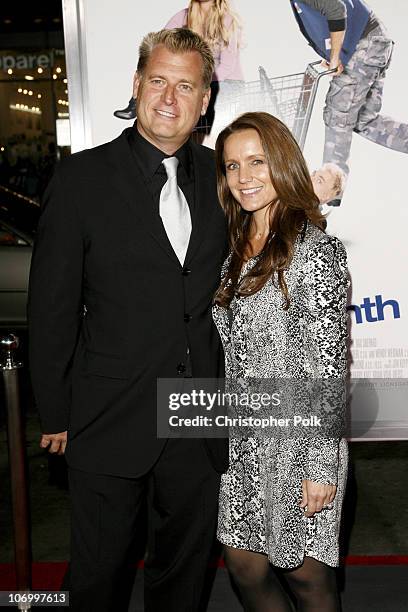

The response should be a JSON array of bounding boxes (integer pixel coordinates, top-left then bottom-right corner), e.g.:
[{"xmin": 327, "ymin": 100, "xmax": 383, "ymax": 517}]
[{"xmin": 323, "ymin": 24, "xmax": 408, "ymax": 179}]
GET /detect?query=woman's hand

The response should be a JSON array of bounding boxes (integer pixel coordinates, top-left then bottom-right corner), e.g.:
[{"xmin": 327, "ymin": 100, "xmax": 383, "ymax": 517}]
[{"xmin": 299, "ymin": 479, "xmax": 336, "ymax": 518}]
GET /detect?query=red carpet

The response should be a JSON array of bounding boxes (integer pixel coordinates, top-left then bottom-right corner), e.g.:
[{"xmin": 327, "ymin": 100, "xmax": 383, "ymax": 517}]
[
  {"xmin": 1, "ymin": 556, "xmax": 408, "ymax": 590},
  {"xmin": 0, "ymin": 562, "xmax": 67, "ymax": 590}
]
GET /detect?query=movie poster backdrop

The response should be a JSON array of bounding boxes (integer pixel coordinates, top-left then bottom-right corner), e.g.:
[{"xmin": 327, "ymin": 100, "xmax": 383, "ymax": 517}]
[{"xmin": 63, "ymin": 0, "xmax": 408, "ymax": 438}]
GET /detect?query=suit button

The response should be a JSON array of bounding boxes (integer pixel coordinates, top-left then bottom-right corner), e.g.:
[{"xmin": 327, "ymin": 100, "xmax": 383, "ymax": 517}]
[
  {"xmin": 177, "ymin": 363, "xmax": 186, "ymax": 375},
  {"xmin": 184, "ymin": 314, "xmax": 192, "ymax": 322},
  {"xmin": 182, "ymin": 267, "xmax": 191, "ymax": 276}
]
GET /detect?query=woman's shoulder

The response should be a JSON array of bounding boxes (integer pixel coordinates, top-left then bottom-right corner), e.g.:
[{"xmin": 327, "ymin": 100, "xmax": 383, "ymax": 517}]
[
  {"xmin": 300, "ymin": 223, "xmax": 346, "ymax": 258},
  {"xmin": 296, "ymin": 223, "xmax": 348, "ymax": 279},
  {"xmin": 164, "ymin": 8, "xmax": 188, "ymax": 29}
]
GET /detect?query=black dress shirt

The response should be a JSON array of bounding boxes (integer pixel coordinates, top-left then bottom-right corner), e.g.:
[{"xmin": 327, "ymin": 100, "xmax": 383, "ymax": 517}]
[{"xmin": 127, "ymin": 122, "xmax": 195, "ymax": 212}]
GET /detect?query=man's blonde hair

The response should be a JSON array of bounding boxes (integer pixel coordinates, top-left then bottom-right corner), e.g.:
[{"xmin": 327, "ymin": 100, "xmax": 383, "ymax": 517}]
[{"xmin": 137, "ymin": 28, "xmax": 215, "ymax": 89}]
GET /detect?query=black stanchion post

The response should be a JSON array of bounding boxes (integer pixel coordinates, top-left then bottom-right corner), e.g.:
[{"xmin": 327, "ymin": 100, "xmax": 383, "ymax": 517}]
[{"xmin": 1, "ymin": 334, "xmax": 32, "ymax": 610}]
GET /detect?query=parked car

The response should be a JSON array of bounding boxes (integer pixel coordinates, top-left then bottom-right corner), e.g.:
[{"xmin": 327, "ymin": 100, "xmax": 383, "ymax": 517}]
[{"xmin": 0, "ymin": 218, "xmax": 33, "ymax": 328}]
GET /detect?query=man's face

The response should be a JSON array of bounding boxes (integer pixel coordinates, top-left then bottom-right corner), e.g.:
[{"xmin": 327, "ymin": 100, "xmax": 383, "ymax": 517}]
[
  {"xmin": 311, "ymin": 167, "xmax": 338, "ymax": 204},
  {"xmin": 133, "ymin": 45, "xmax": 210, "ymax": 153}
]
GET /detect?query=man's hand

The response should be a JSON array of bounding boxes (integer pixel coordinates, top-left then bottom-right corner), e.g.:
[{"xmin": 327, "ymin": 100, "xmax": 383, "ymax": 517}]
[
  {"xmin": 40, "ymin": 431, "xmax": 67, "ymax": 455},
  {"xmin": 299, "ymin": 479, "xmax": 336, "ymax": 518},
  {"xmin": 321, "ymin": 58, "xmax": 344, "ymax": 75},
  {"xmin": 330, "ymin": 57, "xmax": 344, "ymax": 75}
]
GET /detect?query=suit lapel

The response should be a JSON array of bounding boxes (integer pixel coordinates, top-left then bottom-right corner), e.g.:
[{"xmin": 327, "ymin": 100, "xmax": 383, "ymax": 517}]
[
  {"xmin": 108, "ymin": 129, "xmax": 180, "ymax": 265},
  {"xmin": 184, "ymin": 142, "xmax": 216, "ymax": 265}
]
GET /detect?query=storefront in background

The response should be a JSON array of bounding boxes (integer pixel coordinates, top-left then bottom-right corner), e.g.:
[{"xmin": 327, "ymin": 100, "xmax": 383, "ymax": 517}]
[{"xmin": 0, "ymin": 7, "xmax": 69, "ymax": 203}]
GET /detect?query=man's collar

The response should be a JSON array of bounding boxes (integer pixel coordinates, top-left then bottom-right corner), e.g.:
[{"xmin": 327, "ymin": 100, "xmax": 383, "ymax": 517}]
[{"xmin": 128, "ymin": 121, "xmax": 192, "ymax": 179}]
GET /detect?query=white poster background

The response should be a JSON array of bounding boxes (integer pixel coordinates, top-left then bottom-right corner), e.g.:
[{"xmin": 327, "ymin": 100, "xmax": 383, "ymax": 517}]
[{"xmin": 67, "ymin": 0, "xmax": 408, "ymax": 437}]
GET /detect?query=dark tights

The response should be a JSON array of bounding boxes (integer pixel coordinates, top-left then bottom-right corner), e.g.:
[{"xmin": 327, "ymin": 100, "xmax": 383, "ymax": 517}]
[{"xmin": 224, "ymin": 546, "xmax": 340, "ymax": 612}]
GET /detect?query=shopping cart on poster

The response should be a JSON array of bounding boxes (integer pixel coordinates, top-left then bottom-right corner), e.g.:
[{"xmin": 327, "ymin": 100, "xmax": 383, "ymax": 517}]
[{"xmin": 197, "ymin": 60, "xmax": 336, "ymax": 150}]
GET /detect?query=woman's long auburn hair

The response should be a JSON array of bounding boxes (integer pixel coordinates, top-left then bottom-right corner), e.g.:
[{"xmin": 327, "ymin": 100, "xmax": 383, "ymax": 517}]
[
  {"xmin": 187, "ymin": 0, "xmax": 240, "ymax": 50},
  {"xmin": 214, "ymin": 112, "xmax": 326, "ymax": 309}
]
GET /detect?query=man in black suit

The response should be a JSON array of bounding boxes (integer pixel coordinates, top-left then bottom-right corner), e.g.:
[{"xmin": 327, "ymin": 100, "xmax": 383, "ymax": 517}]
[{"xmin": 28, "ymin": 28, "xmax": 228, "ymax": 611}]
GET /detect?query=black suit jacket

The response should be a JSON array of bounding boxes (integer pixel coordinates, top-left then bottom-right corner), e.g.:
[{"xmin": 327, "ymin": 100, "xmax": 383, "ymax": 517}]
[{"xmin": 28, "ymin": 128, "xmax": 228, "ymax": 477}]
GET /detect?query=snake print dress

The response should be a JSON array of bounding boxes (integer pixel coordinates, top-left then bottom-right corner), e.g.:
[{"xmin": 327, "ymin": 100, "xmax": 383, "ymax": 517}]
[{"xmin": 212, "ymin": 223, "xmax": 349, "ymax": 569}]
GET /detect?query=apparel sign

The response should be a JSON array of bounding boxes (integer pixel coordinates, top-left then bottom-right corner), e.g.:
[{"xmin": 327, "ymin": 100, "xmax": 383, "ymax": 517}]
[{"xmin": 0, "ymin": 50, "xmax": 64, "ymax": 72}]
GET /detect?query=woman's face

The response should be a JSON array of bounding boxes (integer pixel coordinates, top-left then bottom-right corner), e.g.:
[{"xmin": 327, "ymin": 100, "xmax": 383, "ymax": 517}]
[{"xmin": 223, "ymin": 129, "xmax": 277, "ymax": 214}]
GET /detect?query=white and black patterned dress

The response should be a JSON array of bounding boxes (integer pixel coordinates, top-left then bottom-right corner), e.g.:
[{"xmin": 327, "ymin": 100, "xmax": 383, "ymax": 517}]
[{"xmin": 212, "ymin": 223, "xmax": 349, "ymax": 569}]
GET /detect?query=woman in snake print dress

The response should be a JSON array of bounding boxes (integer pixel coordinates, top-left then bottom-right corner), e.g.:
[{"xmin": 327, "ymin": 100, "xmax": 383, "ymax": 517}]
[{"xmin": 212, "ymin": 112, "xmax": 348, "ymax": 611}]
